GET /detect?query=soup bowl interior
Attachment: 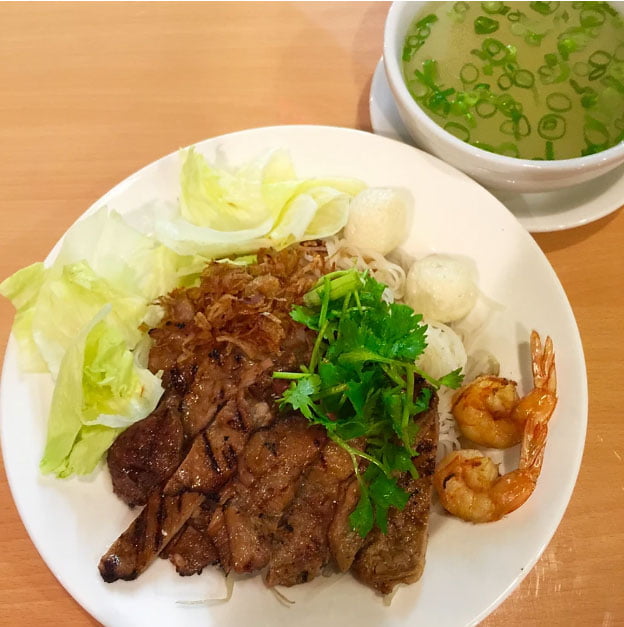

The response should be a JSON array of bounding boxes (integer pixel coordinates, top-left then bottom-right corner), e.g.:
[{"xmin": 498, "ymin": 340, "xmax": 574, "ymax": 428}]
[{"xmin": 383, "ymin": 1, "xmax": 624, "ymax": 192}]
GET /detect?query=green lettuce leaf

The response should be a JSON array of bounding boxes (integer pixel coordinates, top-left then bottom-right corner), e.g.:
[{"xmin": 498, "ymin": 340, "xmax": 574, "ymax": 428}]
[
  {"xmin": 180, "ymin": 147, "xmax": 300, "ymax": 232},
  {"xmin": 32, "ymin": 260, "xmax": 147, "ymax": 377},
  {"xmin": 55, "ymin": 207, "xmax": 202, "ymax": 302},
  {"xmin": 40, "ymin": 307, "xmax": 163, "ymax": 477},
  {"xmin": 0, "ymin": 262, "xmax": 49, "ymax": 372},
  {"xmin": 54, "ymin": 425, "xmax": 121, "ymax": 479},
  {"xmin": 157, "ymin": 148, "xmax": 365, "ymax": 256},
  {"xmin": 4, "ymin": 207, "xmax": 202, "ymax": 379},
  {"xmin": 2, "ymin": 207, "xmax": 195, "ymax": 477}
]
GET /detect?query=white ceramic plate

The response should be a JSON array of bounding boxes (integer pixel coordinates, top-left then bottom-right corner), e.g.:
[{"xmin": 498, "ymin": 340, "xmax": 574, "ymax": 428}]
[
  {"xmin": 1, "ymin": 125, "xmax": 587, "ymax": 627},
  {"xmin": 369, "ymin": 58, "xmax": 624, "ymax": 233}
]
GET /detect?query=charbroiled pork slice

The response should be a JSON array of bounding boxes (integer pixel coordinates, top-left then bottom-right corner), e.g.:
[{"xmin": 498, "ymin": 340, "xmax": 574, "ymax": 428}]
[
  {"xmin": 162, "ymin": 500, "xmax": 219, "ymax": 576},
  {"xmin": 101, "ymin": 391, "xmax": 277, "ymax": 582},
  {"xmin": 264, "ymin": 441, "xmax": 356, "ymax": 587},
  {"xmin": 99, "ymin": 491, "xmax": 205, "ymax": 582},
  {"xmin": 176, "ymin": 359, "xmax": 227, "ymax": 439},
  {"xmin": 351, "ymin": 392, "xmax": 439, "ymax": 595},
  {"xmin": 176, "ymin": 353, "xmax": 273, "ymax": 440},
  {"xmin": 167, "ymin": 525, "xmax": 219, "ymax": 576},
  {"xmin": 147, "ymin": 244, "xmax": 325, "ymax": 387},
  {"xmin": 164, "ymin": 391, "xmax": 275, "ymax": 495},
  {"xmin": 208, "ymin": 416, "xmax": 327, "ymax": 574},
  {"xmin": 206, "ymin": 504, "xmax": 232, "ymax": 573},
  {"xmin": 107, "ymin": 392, "xmax": 185, "ymax": 507},
  {"xmin": 327, "ymin": 477, "xmax": 366, "ymax": 573}
]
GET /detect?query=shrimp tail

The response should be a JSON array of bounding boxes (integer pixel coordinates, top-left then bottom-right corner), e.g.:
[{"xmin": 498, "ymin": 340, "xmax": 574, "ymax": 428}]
[
  {"xmin": 519, "ymin": 413, "xmax": 549, "ymax": 477},
  {"xmin": 531, "ymin": 331, "xmax": 556, "ymax": 394},
  {"xmin": 520, "ymin": 332, "xmax": 557, "ymax": 477}
]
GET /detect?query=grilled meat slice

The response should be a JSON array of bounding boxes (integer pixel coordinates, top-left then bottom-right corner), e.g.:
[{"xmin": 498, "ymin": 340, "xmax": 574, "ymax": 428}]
[
  {"xmin": 351, "ymin": 392, "xmax": 439, "ymax": 595},
  {"xmin": 162, "ymin": 501, "xmax": 219, "ymax": 576},
  {"xmin": 167, "ymin": 525, "xmax": 219, "ymax": 576},
  {"xmin": 107, "ymin": 392, "xmax": 185, "ymax": 507},
  {"xmin": 264, "ymin": 441, "xmax": 356, "ymax": 587},
  {"xmin": 176, "ymin": 353, "xmax": 274, "ymax": 440},
  {"xmin": 206, "ymin": 504, "xmax": 232, "ymax": 573},
  {"xmin": 328, "ymin": 477, "xmax": 366, "ymax": 573},
  {"xmin": 176, "ymin": 359, "xmax": 227, "ymax": 439},
  {"xmin": 164, "ymin": 392, "xmax": 275, "ymax": 495},
  {"xmin": 208, "ymin": 416, "xmax": 327, "ymax": 574},
  {"xmin": 99, "ymin": 491, "xmax": 204, "ymax": 582}
]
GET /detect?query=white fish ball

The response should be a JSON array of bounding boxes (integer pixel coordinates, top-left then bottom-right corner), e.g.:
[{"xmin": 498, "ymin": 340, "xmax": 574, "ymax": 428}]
[
  {"xmin": 405, "ymin": 254, "xmax": 478, "ymax": 323},
  {"xmin": 417, "ymin": 321, "xmax": 467, "ymax": 380},
  {"xmin": 344, "ymin": 188, "xmax": 409, "ymax": 255}
]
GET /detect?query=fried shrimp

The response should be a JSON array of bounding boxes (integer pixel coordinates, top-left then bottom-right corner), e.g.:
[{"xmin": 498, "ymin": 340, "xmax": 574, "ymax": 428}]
[
  {"xmin": 433, "ymin": 331, "xmax": 557, "ymax": 523},
  {"xmin": 451, "ymin": 331, "xmax": 556, "ymax": 448}
]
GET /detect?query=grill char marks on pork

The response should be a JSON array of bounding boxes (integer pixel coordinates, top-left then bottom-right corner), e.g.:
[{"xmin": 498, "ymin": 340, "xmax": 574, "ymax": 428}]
[
  {"xmin": 174, "ymin": 353, "xmax": 274, "ymax": 441},
  {"xmin": 264, "ymin": 441, "xmax": 357, "ymax": 587},
  {"xmin": 98, "ymin": 491, "xmax": 205, "ymax": 582},
  {"xmin": 176, "ymin": 359, "xmax": 227, "ymax": 440},
  {"xmin": 208, "ymin": 416, "xmax": 327, "ymax": 574},
  {"xmin": 107, "ymin": 392, "xmax": 185, "ymax": 507},
  {"xmin": 164, "ymin": 391, "xmax": 275, "ymax": 495},
  {"xmin": 351, "ymin": 389, "xmax": 439, "ymax": 595},
  {"xmin": 101, "ymin": 367, "xmax": 292, "ymax": 581}
]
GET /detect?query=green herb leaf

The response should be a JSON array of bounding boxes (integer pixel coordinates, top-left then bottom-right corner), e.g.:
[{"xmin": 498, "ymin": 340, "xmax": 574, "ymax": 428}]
[
  {"xmin": 437, "ymin": 367, "xmax": 465, "ymax": 389},
  {"xmin": 279, "ymin": 375, "xmax": 321, "ymax": 421},
  {"xmin": 349, "ymin": 485, "xmax": 374, "ymax": 538},
  {"xmin": 290, "ymin": 305, "xmax": 320, "ymax": 330},
  {"xmin": 370, "ymin": 472, "xmax": 410, "ymax": 534}
]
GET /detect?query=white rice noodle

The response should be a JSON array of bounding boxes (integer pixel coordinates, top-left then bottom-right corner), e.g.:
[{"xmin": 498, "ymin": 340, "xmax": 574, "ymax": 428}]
[
  {"xmin": 270, "ymin": 587, "xmax": 296, "ymax": 607},
  {"xmin": 325, "ymin": 236, "xmax": 406, "ymax": 300},
  {"xmin": 436, "ymin": 386, "xmax": 461, "ymax": 461},
  {"xmin": 414, "ymin": 321, "xmax": 465, "ymax": 459}
]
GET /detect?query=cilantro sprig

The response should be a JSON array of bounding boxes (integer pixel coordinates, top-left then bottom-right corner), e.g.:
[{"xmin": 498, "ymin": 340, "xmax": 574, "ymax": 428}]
[{"xmin": 274, "ymin": 269, "xmax": 463, "ymax": 538}]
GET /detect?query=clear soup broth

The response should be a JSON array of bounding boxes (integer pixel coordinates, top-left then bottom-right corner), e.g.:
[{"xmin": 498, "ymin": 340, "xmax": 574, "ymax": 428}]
[{"xmin": 402, "ymin": 1, "xmax": 624, "ymax": 160}]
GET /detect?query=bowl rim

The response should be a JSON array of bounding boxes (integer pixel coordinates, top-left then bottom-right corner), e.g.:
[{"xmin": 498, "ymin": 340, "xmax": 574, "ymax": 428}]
[{"xmin": 383, "ymin": 0, "xmax": 624, "ymax": 171}]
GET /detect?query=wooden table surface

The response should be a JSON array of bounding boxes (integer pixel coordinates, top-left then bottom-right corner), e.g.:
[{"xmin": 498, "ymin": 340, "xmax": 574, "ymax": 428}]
[{"xmin": 0, "ymin": 3, "xmax": 622, "ymax": 626}]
